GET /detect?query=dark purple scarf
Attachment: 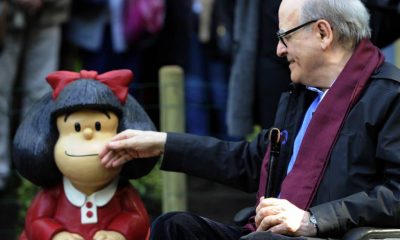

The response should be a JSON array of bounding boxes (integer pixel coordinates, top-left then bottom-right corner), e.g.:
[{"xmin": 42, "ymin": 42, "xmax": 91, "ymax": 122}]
[{"xmin": 248, "ymin": 39, "xmax": 384, "ymax": 231}]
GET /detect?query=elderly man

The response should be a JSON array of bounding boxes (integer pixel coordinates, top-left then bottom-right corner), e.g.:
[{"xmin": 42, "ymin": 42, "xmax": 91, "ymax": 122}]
[{"xmin": 100, "ymin": 0, "xmax": 400, "ymax": 239}]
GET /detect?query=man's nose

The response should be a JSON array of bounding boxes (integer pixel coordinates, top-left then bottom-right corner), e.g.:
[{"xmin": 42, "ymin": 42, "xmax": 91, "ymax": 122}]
[
  {"xmin": 83, "ymin": 127, "xmax": 94, "ymax": 140},
  {"xmin": 276, "ymin": 40, "xmax": 287, "ymax": 57}
]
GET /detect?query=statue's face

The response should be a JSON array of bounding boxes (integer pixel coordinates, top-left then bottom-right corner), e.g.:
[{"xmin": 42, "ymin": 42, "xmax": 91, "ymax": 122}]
[{"xmin": 54, "ymin": 109, "xmax": 121, "ymax": 192}]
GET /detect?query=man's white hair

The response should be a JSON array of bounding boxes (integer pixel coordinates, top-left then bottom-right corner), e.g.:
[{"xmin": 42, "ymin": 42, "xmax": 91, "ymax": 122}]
[{"xmin": 301, "ymin": 0, "xmax": 371, "ymax": 49}]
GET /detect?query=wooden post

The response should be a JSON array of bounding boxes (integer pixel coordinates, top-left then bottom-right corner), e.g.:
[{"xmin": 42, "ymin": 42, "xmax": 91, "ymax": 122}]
[{"xmin": 159, "ymin": 65, "xmax": 187, "ymax": 212}]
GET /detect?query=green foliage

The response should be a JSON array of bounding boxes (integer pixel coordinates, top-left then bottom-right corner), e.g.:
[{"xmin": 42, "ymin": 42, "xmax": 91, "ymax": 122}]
[
  {"xmin": 131, "ymin": 163, "xmax": 162, "ymax": 219},
  {"xmin": 131, "ymin": 163, "xmax": 162, "ymax": 201},
  {"xmin": 246, "ymin": 125, "xmax": 262, "ymax": 142},
  {"xmin": 16, "ymin": 178, "xmax": 38, "ymax": 232}
]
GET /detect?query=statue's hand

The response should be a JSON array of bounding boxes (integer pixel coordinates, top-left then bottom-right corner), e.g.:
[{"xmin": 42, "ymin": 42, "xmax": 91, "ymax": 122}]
[
  {"xmin": 93, "ymin": 230, "xmax": 126, "ymax": 240},
  {"xmin": 53, "ymin": 231, "xmax": 84, "ymax": 240}
]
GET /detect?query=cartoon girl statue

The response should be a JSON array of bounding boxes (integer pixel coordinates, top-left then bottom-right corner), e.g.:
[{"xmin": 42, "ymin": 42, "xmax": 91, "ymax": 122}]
[{"xmin": 13, "ymin": 70, "xmax": 158, "ymax": 240}]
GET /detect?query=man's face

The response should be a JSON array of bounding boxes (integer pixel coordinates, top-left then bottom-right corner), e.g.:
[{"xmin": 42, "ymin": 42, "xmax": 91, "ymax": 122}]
[
  {"xmin": 54, "ymin": 109, "xmax": 121, "ymax": 191},
  {"xmin": 276, "ymin": 0, "xmax": 323, "ymax": 86}
]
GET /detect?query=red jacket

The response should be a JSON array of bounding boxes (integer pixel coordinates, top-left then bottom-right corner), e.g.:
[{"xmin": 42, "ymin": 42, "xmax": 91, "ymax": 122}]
[{"xmin": 20, "ymin": 181, "xmax": 149, "ymax": 240}]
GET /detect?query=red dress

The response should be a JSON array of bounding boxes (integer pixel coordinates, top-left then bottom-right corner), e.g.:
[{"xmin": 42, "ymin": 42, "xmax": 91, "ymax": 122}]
[{"xmin": 20, "ymin": 180, "xmax": 150, "ymax": 240}]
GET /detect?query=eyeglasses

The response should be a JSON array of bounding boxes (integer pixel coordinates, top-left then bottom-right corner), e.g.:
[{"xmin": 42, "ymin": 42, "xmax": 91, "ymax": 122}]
[{"xmin": 277, "ymin": 19, "xmax": 319, "ymax": 47}]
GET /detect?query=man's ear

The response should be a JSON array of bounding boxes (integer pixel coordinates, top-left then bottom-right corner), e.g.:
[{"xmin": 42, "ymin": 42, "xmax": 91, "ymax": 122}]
[{"xmin": 315, "ymin": 19, "xmax": 333, "ymax": 50}]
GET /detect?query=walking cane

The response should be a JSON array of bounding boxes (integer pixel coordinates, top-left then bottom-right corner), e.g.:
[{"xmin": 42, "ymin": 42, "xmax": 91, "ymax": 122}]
[
  {"xmin": 234, "ymin": 128, "xmax": 283, "ymax": 226},
  {"xmin": 265, "ymin": 128, "xmax": 281, "ymax": 198}
]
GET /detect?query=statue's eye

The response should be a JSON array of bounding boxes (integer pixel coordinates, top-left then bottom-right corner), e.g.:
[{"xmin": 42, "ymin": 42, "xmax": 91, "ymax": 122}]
[
  {"xmin": 74, "ymin": 123, "xmax": 81, "ymax": 132},
  {"xmin": 95, "ymin": 122, "xmax": 101, "ymax": 131}
]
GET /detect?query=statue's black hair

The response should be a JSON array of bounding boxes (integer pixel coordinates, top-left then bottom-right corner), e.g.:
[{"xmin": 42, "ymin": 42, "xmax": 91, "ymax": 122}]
[{"xmin": 13, "ymin": 79, "xmax": 158, "ymax": 187}]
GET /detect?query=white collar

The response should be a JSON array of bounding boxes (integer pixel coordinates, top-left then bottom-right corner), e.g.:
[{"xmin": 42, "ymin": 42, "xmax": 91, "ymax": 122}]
[
  {"xmin": 306, "ymin": 86, "xmax": 328, "ymax": 101},
  {"xmin": 63, "ymin": 177, "xmax": 118, "ymax": 207}
]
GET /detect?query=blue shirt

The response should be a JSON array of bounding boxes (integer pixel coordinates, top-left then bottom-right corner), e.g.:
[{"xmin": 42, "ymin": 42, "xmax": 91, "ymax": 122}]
[{"xmin": 286, "ymin": 87, "xmax": 326, "ymax": 174}]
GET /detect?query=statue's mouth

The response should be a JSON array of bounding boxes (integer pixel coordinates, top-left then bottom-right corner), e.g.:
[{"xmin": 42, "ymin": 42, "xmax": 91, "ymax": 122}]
[{"xmin": 65, "ymin": 151, "xmax": 98, "ymax": 157}]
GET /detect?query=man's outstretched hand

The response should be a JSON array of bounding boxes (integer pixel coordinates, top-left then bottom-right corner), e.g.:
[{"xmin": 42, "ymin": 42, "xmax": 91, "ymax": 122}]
[{"xmin": 100, "ymin": 130, "xmax": 167, "ymax": 168}]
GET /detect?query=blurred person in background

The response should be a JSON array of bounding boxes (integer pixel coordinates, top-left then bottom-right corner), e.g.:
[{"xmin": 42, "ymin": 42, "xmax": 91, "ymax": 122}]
[
  {"xmin": 185, "ymin": 0, "xmax": 235, "ymax": 140},
  {"xmin": 365, "ymin": 0, "xmax": 400, "ymax": 48},
  {"xmin": 64, "ymin": 0, "xmax": 136, "ymax": 72},
  {"xmin": 0, "ymin": 0, "xmax": 70, "ymax": 191},
  {"xmin": 0, "ymin": 1, "xmax": 7, "ymax": 54},
  {"xmin": 63, "ymin": 0, "xmax": 191, "ymax": 129}
]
